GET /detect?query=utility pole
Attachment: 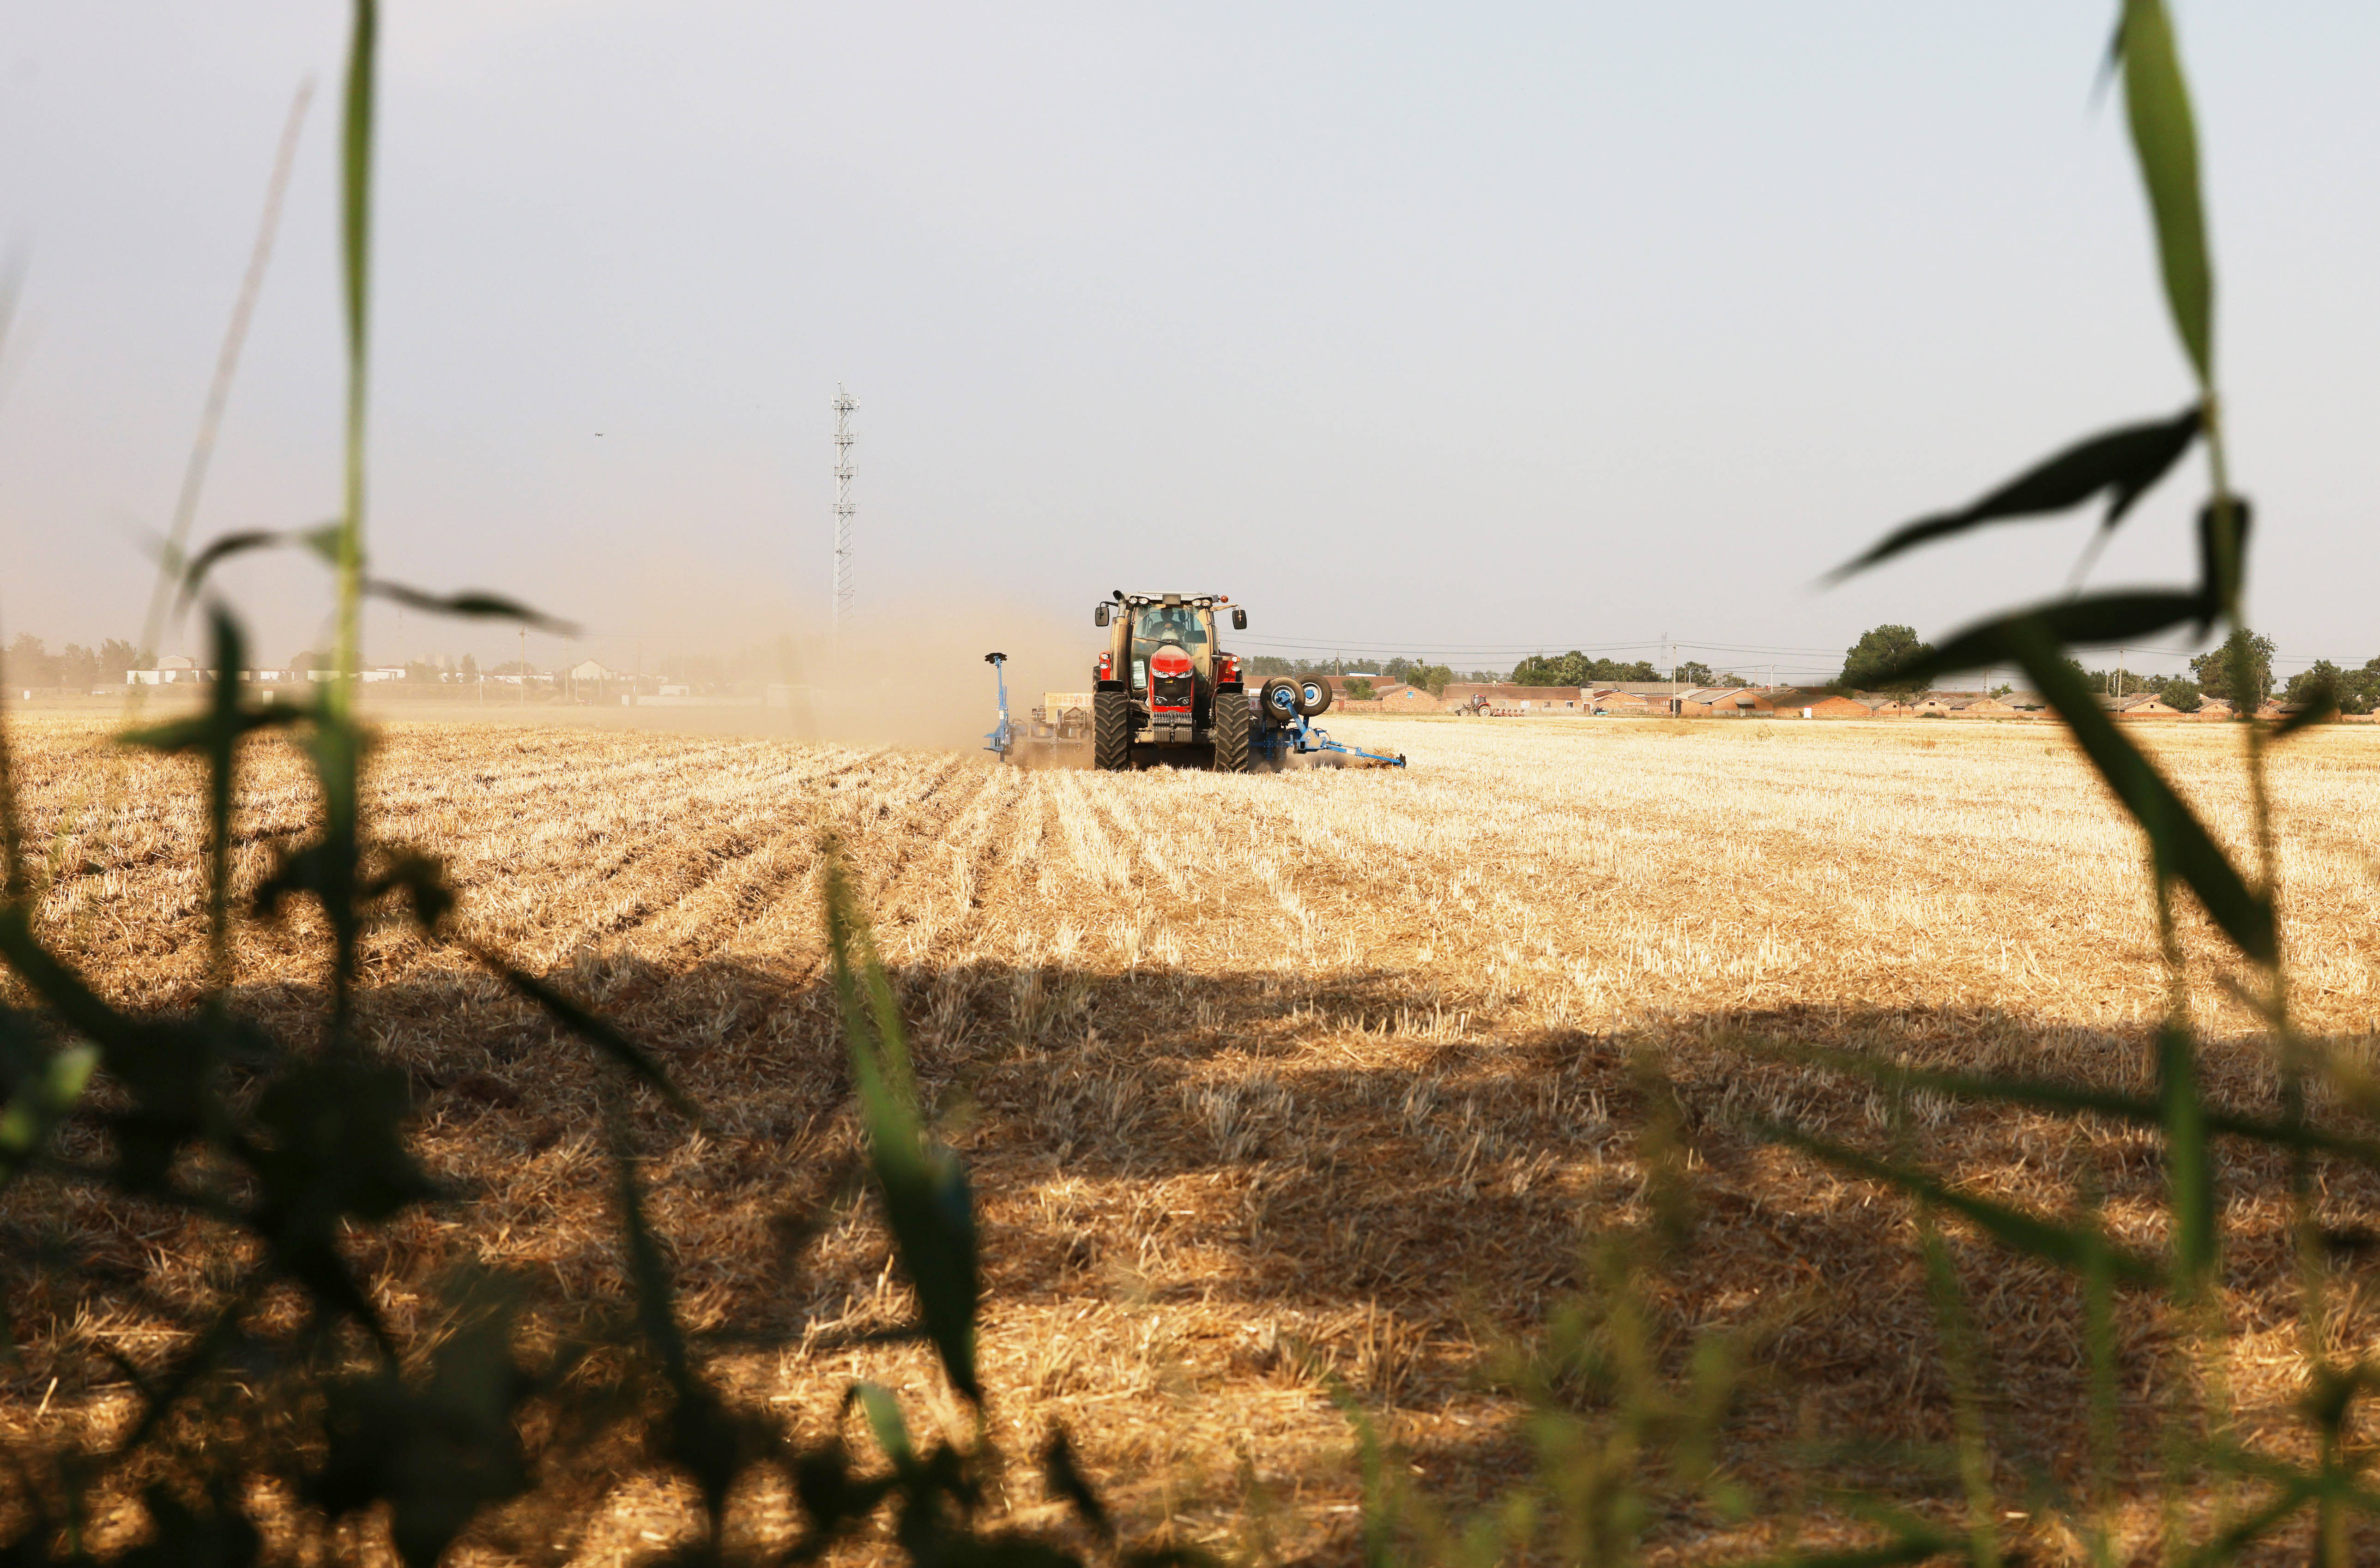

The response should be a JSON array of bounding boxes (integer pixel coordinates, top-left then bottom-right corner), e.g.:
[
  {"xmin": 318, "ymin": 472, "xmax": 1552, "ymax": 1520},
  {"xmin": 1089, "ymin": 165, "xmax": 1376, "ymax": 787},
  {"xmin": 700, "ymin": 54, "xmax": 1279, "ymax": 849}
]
[{"xmin": 832, "ymin": 386, "xmax": 858, "ymax": 630}]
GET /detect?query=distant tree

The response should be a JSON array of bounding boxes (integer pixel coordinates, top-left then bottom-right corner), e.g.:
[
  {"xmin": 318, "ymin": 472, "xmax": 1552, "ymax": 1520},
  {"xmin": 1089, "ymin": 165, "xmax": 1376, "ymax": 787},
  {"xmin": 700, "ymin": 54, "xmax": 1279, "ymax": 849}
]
[
  {"xmin": 1513, "ymin": 651, "xmax": 1595, "ymax": 686},
  {"xmin": 1343, "ymin": 677, "xmax": 1374, "ymax": 700},
  {"xmin": 4, "ymin": 633, "xmax": 57, "ymax": 688},
  {"xmin": 404, "ymin": 660, "xmax": 441, "ymax": 683},
  {"xmin": 97, "ymin": 639, "xmax": 144, "ymax": 681},
  {"xmin": 1715, "ymin": 670, "xmax": 1749, "ymax": 688},
  {"xmin": 2346, "ymin": 657, "xmax": 2380, "ymax": 715},
  {"xmin": 1990, "ymin": 682, "xmax": 2013, "ymax": 698},
  {"xmin": 1840, "ymin": 624, "xmax": 1932, "ymax": 696},
  {"xmin": 460, "ymin": 652, "xmax": 479, "ymax": 679},
  {"xmin": 2153, "ymin": 675, "xmax": 2203, "ymax": 712},
  {"xmin": 1509, "ymin": 652, "xmax": 1562, "ymax": 686},
  {"xmin": 1673, "ymin": 660, "xmax": 1715, "ymax": 688},
  {"xmin": 2190, "ymin": 629, "xmax": 2276, "ymax": 708},
  {"xmin": 55, "ymin": 644, "xmax": 98, "ymax": 690},
  {"xmin": 289, "ymin": 649, "xmax": 331, "ymax": 675},
  {"xmin": 2283, "ymin": 659, "xmax": 2344, "ymax": 711}
]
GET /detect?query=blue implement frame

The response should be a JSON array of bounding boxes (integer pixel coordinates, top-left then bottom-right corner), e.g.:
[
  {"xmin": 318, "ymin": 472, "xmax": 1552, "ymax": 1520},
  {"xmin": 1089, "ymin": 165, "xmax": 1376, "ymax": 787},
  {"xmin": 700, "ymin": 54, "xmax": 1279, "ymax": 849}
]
[
  {"xmin": 1250, "ymin": 706, "xmax": 1407, "ymax": 768},
  {"xmin": 983, "ymin": 651, "xmax": 1014, "ymax": 759}
]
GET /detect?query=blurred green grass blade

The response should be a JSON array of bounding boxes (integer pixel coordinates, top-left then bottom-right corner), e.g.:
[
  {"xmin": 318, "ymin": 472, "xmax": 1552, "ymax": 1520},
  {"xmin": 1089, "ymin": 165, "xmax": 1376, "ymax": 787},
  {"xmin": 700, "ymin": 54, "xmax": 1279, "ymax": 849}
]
[
  {"xmin": 362, "ymin": 579, "xmax": 578, "ymax": 634},
  {"xmin": 1877, "ymin": 613, "xmax": 2280, "ymax": 961},
  {"xmin": 120, "ymin": 610, "xmax": 300, "ymax": 758},
  {"xmin": 340, "ymin": 0, "xmax": 374, "ymax": 380},
  {"xmin": 121, "ymin": 706, "xmax": 303, "ymax": 755},
  {"xmin": 2003, "ymin": 617, "xmax": 2275, "ymax": 964},
  {"xmin": 332, "ymin": 0, "xmax": 375, "ymax": 699},
  {"xmin": 2276, "ymin": 681, "xmax": 2338, "ymax": 736},
  {"xmin": 201, "ymin": 609, "xmax": 243, "ymax": 989},
  {"xmin": 0, "ymin": 1043, "xmax": 97, "ymax": 1188},
  {"xmin": 1757, "ymin": 1122, "xmax": 2161, "ymax": 1284},
  {"xmin": 822, "ymin": 841, "xmax": 984, "ymax": 1405},
  {"xmin": 1831, "ymin": 405, "xmax": 2199, "ymax": 580},
  {"xmin": 174, "ymin": 528, "xmax": 297, "ymax": 610},
  {"xmin": 0, "ymin": 660, "xmax": 23, "ymax": 900},
  {"xmin": 2118, "ymin": 0, "xmax": 2214, "ymax": 383},
  {"xmin": 2195, "ymin": 496, "xmax": 2251, "ymax": 629},
  {"xmin": 2159, "ymin": 1022, "xmax": 2217, "ymax": 1292},
  {"xmin": 849, "ymin": 1382, "xmax": 915, "ymax": 1469},
  {"xmin": 1879, "ymin": 592, "xmax": 2204, "ymax": 693}
]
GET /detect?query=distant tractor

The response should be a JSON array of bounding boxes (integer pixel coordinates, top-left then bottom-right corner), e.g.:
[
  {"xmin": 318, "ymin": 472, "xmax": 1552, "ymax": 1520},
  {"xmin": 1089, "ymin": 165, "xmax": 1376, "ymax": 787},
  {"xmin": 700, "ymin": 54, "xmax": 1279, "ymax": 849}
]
[{"xmin": 982, "ymin": 592, "xmax": 1405, "ymax": 771}]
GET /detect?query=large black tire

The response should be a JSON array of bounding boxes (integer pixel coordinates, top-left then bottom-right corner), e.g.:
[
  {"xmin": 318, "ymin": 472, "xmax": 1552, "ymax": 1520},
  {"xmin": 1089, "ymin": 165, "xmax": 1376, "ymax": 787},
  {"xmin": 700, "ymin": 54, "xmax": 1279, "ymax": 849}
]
[
  {"xmin": 1093, "ymin": 690, "xmax": 1133, "ymax": 772},
  {"xmin": 1211, "ymin": 687, "xmax": 1250, "ymax": 772},
  {"xmin": 1296, "ymin": 677, "xmax": 1333, "ymax": 718},
  {"xmin": 1259, "ymin": 677, "xmax": 1301, "ymax": 725}
]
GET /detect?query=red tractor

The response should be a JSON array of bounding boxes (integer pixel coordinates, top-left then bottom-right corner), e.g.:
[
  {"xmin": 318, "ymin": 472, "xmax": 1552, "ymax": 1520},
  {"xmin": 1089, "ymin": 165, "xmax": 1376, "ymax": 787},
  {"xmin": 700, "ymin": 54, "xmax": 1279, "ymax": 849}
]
[
  {"xmin": 982, "ymin": 595, "xmax": 1398, "ymax": 771},
  {"xmin": 1090, "ymin": 591, "xmax": 1259, "ymax": 771}
]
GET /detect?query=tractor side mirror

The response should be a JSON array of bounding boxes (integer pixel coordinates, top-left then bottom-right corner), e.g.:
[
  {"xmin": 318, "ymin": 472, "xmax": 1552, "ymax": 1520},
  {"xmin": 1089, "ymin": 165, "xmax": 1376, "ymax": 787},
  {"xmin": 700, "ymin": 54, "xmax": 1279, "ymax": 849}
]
[
  {"xmin": 1094, "ymin": 604, "xmax": 1111, "ymax": 627},
  {"xmin": 1231, "ymin": 608, "xmax": 1248, "ymax": 630}
]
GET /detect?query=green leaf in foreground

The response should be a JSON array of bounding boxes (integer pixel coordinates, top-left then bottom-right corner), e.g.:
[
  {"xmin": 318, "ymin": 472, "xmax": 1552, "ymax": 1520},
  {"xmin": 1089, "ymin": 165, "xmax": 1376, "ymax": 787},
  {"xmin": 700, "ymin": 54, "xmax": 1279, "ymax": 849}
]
[
  {"xmin": 823, "ymin": 838, "xmax": 983, "ymax": 1406},
  {"xmin": 2118, "ymin": 0, "xmax": 2215, "ymax": 383},
  {"xmin": 1756, "ymin": 1122, "xmax": 2162, "ymax": 1285},
  {"xmin": 363, "ymin": 578, "xmax": 578, "ymax": 634},
  {"xmin": 1879, "ymin": 590, "xmax": 2205, "ymax": 694},
  {"xmin": 1829, "ymin": 405, "xmax": 2199, "ymax": 580},
  {"xmin": 850, "ymin": 1382, "xmax": 917, "ymax": 1470},
  {"xmin": 0, "ymin": 1042, "xmax": 97, "ymax": 1189},
  {"xmin": 1881, "ymin": 613, "xmax": 2273, "ymax": 965},
  {"xmin": 2005, "ymin": 617, "xmax": 2274, "ymax": 964},
  {"xmin": 2196, "ymin": 495, "xmax": 2251, "ymax": 626}
]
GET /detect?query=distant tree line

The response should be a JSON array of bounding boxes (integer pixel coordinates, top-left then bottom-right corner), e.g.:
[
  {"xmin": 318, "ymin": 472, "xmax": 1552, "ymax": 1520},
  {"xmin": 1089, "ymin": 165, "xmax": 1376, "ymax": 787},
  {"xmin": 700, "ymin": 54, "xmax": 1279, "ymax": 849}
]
[
  {"xmin": 1836, "ymin": 624, "xmax": 2368, "ymax": 713},
  {"xmin": 1, "ymin": 635, "xmax": 147, "ymax": 690},
  {"xmin": 1506, "ymin": 651, "xmax": 1749, "ymax": 688},
  {"xmin": 1240, "ymin": 654, "xmax": 1498, "ymax": 696}
]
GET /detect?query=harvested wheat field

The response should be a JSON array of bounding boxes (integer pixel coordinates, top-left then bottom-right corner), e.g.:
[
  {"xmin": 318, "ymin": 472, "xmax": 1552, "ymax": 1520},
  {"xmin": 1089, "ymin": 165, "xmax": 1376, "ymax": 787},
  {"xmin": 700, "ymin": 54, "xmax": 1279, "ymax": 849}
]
[{"xmin": 7, "ymin": 709, "xmax": 2380, "ymax": 1562}]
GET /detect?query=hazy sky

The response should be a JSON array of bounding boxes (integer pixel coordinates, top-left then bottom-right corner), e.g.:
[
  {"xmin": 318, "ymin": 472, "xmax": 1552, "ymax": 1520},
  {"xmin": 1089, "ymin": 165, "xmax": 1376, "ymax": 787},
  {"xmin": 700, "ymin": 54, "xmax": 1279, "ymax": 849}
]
[{"xmin": 3, "ymin": 2, "xmax": 2376, "ymax": 680}]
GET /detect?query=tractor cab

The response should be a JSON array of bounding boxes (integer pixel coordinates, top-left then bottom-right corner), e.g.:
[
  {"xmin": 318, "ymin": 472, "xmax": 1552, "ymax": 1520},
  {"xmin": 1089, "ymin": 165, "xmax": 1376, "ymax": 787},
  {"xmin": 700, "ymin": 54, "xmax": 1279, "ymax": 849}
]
[{"xmin": 1129, "ymin": 601, "xmax": 1208, "ymax": 692}]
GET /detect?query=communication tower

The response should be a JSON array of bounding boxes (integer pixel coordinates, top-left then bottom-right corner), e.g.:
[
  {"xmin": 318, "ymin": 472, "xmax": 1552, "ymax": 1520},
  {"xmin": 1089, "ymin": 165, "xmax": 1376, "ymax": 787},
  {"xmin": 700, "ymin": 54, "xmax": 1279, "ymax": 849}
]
[{"xmin": 832, "ymin": 386, "xmax": 858, "ymax": 626}]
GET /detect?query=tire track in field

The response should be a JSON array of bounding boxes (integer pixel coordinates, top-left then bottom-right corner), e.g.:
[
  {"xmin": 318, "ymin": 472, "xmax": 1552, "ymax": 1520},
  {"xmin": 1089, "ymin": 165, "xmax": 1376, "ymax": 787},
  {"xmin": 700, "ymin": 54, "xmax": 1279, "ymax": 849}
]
[
  {"xmin": 600, "ymin": 746, "xmax": 903, "ymax": 970},
  {"xmin": 1084, "ymin": 773, "xmax": 1192, "ymax": 901},
  {"xmin": 1047, "ymin": 770, "xmax": 1135, "ymax": 895},
  {"xmin": 686, "ymin": 749, "xmax": 973, "ymax": 977}
]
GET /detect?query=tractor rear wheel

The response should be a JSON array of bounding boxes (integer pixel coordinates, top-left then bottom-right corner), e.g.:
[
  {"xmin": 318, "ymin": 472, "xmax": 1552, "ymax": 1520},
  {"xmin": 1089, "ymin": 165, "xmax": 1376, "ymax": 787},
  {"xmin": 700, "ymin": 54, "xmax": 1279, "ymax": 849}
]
[
  {"xmin": 1093, "ymin": 691, "xmax": 1132, "ymax": 772},
  {"xmin": 1212, "ymin": 687, "xmax": 1250, "ymax": 772},
  {"xmin": 1296, "ymin": 678, "xmax": 1333, "ymax": 718}
]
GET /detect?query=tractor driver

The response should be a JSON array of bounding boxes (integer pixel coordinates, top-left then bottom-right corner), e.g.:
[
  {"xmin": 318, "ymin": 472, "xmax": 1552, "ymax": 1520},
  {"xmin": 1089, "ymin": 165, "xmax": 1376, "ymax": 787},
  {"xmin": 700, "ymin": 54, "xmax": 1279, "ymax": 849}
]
[{"xmin": 1136, "ymin": 603, "xmax": 1203, "ymax": 650}]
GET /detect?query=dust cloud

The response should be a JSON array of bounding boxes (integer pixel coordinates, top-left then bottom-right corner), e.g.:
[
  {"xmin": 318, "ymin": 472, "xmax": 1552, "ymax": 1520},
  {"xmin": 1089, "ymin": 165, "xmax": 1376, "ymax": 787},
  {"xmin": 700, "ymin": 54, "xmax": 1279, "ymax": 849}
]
[{"xmin": 350, "ymin": 595, "xmax": 1098, "ymax": 757}]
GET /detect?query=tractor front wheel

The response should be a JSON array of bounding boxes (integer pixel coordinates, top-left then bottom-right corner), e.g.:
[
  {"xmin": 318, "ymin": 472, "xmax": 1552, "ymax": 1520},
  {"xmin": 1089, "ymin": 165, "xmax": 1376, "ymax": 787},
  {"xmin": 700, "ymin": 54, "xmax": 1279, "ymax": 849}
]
[
  {"xmin": 1212, "ymin": 687, "xmax": 1250, "ymax": 772},
  {"xmin": 1093, "ymin": 691, "xmax": 1132, "ymax": 772}
]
